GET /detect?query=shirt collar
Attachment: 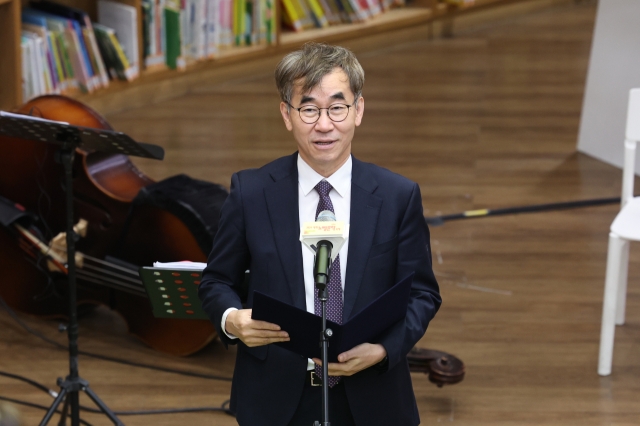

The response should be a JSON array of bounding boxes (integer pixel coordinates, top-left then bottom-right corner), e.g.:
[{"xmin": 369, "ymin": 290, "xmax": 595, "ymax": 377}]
[{"xmin": 297, "ymin": 154, "xmax": 352, "ymax": 197}]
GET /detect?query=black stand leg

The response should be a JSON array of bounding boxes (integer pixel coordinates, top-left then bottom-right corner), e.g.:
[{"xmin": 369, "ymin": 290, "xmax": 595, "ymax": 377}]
[
  {"xmin": 42, "ymin": 386, "xmax": 67, "ymax": 426},
  {"xmin": 56, "ymin": 392, "xmax": 70, "ymax": 426},
  {"xmin": 39, "ymin": 147, "xmax": 122, "ymax": 426}
]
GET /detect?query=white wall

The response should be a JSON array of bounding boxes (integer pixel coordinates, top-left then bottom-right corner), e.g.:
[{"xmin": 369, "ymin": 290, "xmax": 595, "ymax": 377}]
[{"xmin": 577, "ymin": 0, "xmax": 640, "ymax": 173}]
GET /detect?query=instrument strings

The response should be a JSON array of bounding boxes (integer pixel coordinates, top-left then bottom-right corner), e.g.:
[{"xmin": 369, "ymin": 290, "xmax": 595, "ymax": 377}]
[
  {"xmin": 77, "ymin": 255, "xmax": 147, "ymax": 297},
  {"xmin": 20, "ymin": 231, "xmax": 148, "ymax": 297}
]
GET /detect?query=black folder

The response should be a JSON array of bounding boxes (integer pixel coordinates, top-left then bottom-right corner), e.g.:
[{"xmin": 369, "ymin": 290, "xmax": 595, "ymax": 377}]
[{"xmin": 251, "ymin": 273, "xmax": 414, "ymax": 362}]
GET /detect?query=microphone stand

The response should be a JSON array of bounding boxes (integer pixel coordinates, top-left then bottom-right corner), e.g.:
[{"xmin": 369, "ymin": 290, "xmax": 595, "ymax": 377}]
[{"xmin": 313, "ymin": 240, "xmax": 333, "ymax": 426}]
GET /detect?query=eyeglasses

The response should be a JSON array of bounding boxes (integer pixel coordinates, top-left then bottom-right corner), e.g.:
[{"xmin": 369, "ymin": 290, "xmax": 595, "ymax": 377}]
[{"xmin": 286, "ymin": 100, "xmax": 357, "ymax": 124}]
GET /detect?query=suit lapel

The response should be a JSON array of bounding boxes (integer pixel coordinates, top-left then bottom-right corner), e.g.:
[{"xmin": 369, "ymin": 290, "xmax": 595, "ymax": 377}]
[
  {"xmin": 343, "ymin": 158, "xmax": 382, "ymax": 321},
  {"xmin": 264, "ymin": 155, "xmax": 306, "ymax": 310}
]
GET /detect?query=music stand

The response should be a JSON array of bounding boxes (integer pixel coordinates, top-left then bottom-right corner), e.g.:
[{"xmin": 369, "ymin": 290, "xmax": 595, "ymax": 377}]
[
  {"xmin": 138, "ymin": 266, "xmax": 209, "ymax": 320},
  {"xmin": 0, "ymin": 111, "xmax": 164, "ymax": 426}
]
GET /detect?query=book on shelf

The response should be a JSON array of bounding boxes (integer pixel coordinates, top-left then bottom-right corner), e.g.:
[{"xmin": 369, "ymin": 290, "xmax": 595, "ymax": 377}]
[
  {"xmin": 183, "ymin": 0, "xmax": 208, "ymax": 62},
  {"xmin": 219, "ymin": 0, "xmax": 234, "ymax": 47},
  {"xmin": 20, "ymin": 35, "xmax": 34, "ymax": 101},
  {"xmin": 264, "ymin": 0, "xmax": 277, "ymax": 44},
  {"xmin": 98, "ymin": 0, "xmax": 140, "ymax": 79},
  {"xmin": 244, "ymin": 0, "xmax": 256, "ymax": 45},
  {"xmin": 298, "ymin": 0, "xmax": 320, "ymax": 29},
  {"xmin": 379, "ymin": 0, "xmax": 393, "ymax": 12},
  {"xmin": 93, "ymin": 23, "xmax": 137, "ymax": 81},
  {"xmin": 317, "ymin": 0, "xmax": 341, "ymax": 25},
  {"xmin": 29, "ymin": 0, "xmax": 108, "ymax": 89},
  {"xmin": 330, "ymin": 0, "xmax": 350, "ymax": 23},
  {"xmin": 163, "ymin": 0, "xmax": 185, "ymax": 70},
  {"xmin": 21, "ymin": 24, "xmax": 58, "ymax": 97},
  {"xmin": 141, "ymin": 0, "xmax": 167, "ymax": 69},
  {"xmin": 344, "ymin": 0, "xmax": 368, "ymax": 22},
  {"xmin": 83, "ymin": 27, "xmax": 110, "ymax": 88},
  {"xmin": 203, "ymin": 0, "xmax": 220, "ymax": 58},
  {"xmin": 204, "ymin": 0, "xmax": 220, "ymax": 57},
  {"xmin": 364, "ymin": 0, "xmax": 382, "ymax": 17},
  {"xmin": 281, "ymin": 0, "xmax": 310, "ymax": 31},
  {"xmin": 20, "ymin": 32, "xmax": 47, "ymax": 101},
  {"xmin": 22, "ymin": 8, "xmax": 92, "ymax": 93},
  {"xmin": 232, "ymin": 0, "xmax": 244, "ymax": 45},
  {"xmin": 305, "ymin": 0, "xmax": 330, "ymax": 28}
]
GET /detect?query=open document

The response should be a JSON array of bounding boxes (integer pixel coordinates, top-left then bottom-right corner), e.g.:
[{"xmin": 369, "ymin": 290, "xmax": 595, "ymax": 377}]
[{"xmin": 252, "ymin": 273, "xmax": 414, "ymax": 362}]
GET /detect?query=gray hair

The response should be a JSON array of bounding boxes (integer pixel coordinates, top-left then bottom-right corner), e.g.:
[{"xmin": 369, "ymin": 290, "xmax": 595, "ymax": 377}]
[{"xmin": 275, "ymin": 42, "xmax": 364, "ymax": 104}]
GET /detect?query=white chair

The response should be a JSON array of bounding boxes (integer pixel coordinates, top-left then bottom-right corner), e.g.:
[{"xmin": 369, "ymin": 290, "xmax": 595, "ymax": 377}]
[{"xmin": 598, "ymin": 88, "xmax": 640, "ymax": 376}]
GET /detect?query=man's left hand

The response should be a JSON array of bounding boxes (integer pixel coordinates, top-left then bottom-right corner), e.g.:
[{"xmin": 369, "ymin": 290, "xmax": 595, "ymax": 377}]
[{"xmin": 313, "ymin": 343, "xmax": 387, "ymax": 377}]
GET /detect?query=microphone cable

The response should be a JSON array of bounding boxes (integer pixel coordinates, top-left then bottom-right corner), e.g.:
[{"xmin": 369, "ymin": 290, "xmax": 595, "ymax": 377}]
[{"xmin": 424, "ymin": 195, "xmax": 628, "ymax": 226}]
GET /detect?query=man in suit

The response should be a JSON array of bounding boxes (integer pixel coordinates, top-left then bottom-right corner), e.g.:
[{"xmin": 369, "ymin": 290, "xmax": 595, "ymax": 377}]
[{"xmin": 198, "ymin": 43, "xmax": 441, "ymax": 425}]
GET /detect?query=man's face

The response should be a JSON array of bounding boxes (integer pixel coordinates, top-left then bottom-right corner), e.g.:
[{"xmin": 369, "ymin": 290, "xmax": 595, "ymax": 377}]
[{"xmin": 280, "ymin": 68, "xmax": 364, "ymax": 177}]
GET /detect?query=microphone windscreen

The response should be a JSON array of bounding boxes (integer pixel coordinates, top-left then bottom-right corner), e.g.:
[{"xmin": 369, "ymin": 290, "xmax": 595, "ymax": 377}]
[{"xmin": 317, "ymin": 210, "xmax": 336, "ymax": 222}]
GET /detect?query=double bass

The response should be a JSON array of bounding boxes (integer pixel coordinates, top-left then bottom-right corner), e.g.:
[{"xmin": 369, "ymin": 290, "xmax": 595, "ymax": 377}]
[{"xmin": 0, "ymin": 95, "xmax": 228, "ymax": 356}]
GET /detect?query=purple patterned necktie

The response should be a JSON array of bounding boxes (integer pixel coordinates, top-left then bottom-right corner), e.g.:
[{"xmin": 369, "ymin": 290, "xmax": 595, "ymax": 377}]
[{"xmin": 314, "ymin": 180, "xmax": 343, "ymax": 387}]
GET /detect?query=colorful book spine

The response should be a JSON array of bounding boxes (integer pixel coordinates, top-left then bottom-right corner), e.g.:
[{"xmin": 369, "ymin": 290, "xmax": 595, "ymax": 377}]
[
  {"xmin": 204, "ymin": 0, "xmax": 219, "ymax": 57},
  {"xmin": 317, "ymin": 0, "xmax": 341, "ymax": 25},
  {"xmin": 364, "ymin": 0, "xmax": 381, "ymax": 16},
  {"xmin": 244, "ymin": 0, "xmax": 253, "ymax": 45},
  {"xmin": 263, "ymin": 0, "xmax": 276, "ymax": 45},
  {"xmin": 63, "ymin": 24, "xmax": 94, "ymax": 92},
  {"xmin": 233, "ymin": 0, "xmax": 245, "ymax": 45},
  {"xmin": 164, "ymin": 6, "xmax": 183, "ymax": 69},
  {"xmin": 305, "ymin": 0, "xmax": 329, "ymax": 28},
  {"xmin": 22, "ymin": 22, "xmax": 60, "ymax": 94},
  {"xmin": 93, "ymin": 23, "xmax": 137, "ymax": 81},
  {"xmin": 54, "ymin": 30, "xmax": 79, "ymax": 90},
  {"xmin": 281, "ymin": 0, "xmax": 305, "ymax": 31},
  {"xmin": 332, "ymin": 0, "xmax": 350, "ymax": 23},
  {"xmin": 21, "ymin": 36, "xmax": 33, "ymax": 100},
  {"xmin": 98, "ymin": 0, "xmax": 140, "ymax": 78}
]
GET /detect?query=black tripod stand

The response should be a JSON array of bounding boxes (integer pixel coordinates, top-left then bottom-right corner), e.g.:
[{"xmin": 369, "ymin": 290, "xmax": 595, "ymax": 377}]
[{"xmin": 0, "ymin": 111, "xmax": 164, "ymax": 425}]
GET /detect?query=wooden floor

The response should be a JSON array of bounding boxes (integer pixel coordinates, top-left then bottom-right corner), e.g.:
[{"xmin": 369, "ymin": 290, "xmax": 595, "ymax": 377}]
[{"xmin": 2, "ymin": 0, "xmax": 640, "ymax": 424}]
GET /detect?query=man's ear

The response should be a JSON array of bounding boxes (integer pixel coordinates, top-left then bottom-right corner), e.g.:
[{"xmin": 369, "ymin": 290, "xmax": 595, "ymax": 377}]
[
  {"xmin": 354, "ymin": 96, "xmax": 364, "ymax": 127},
  {"xmin": 280, "ymin": 102, "xmax": 293, "ymax": 131}
]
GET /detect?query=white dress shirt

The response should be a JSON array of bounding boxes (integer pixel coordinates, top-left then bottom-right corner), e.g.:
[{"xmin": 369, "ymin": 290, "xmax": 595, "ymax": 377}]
[
  {"xmin": 297, "ymin": 154, "xmax": 351, "ymax": 312},
  {"xmin": 221, "ymin": 155, "xmax": 352, "ymax": 364}
]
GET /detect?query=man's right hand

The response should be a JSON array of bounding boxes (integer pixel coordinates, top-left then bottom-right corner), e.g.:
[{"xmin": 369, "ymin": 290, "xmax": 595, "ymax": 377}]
[{"xmin": 225, "ymin": 309, "xmax": 290, "ymax": 347}]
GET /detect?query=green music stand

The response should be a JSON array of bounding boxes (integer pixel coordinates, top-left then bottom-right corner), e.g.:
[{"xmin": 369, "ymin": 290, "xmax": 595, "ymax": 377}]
[{"xmin": 139, "ymin": 266, "xmax": 208, "ymax": 320}]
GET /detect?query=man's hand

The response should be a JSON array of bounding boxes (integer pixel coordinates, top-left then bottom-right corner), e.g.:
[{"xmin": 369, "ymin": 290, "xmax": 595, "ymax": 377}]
[
  {"xmin": 225, "ymin": 309, "xmax": 289, "ymax": 347},
  {"xmin": 313, "ymin": 343, "xmax": 387, "ymax": 376}
]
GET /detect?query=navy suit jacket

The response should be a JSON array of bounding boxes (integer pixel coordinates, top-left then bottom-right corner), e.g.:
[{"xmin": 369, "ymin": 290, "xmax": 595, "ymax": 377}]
[{"xmin": 199, "ymin": 153, "xmax": 441, "ymax": 426}]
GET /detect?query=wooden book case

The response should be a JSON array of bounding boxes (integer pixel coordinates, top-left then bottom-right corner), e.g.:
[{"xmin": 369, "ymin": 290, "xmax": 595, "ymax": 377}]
[{"xmin": 0, "ymin": 0, "xmax": 538, "ymax": 112}]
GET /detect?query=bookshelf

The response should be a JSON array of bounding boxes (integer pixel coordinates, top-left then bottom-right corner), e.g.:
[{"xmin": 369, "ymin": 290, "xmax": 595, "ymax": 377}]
[
  {"xmin": 280, "ymin": 7, "xmax": 434, "ymax": 47},
  {"xmin": 0, "ymin": 0, "xmax": 20, "ymax": 110},
  {"xmin": 0, "ymin": 0, "xmax": 538, "ymax": 113}
]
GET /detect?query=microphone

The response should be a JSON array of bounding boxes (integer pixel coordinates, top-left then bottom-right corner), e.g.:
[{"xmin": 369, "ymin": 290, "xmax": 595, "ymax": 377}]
[
  {"xmin": 299, "ymin": 210, "xmax": 349, "ymax": 261},
  {"xmin": 300, "ymin": 210, "xmax": 349, "ymax": 289},
  {"xmin": 314, "ymin": 239, "xmax": 332, "ymax": 288}
]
